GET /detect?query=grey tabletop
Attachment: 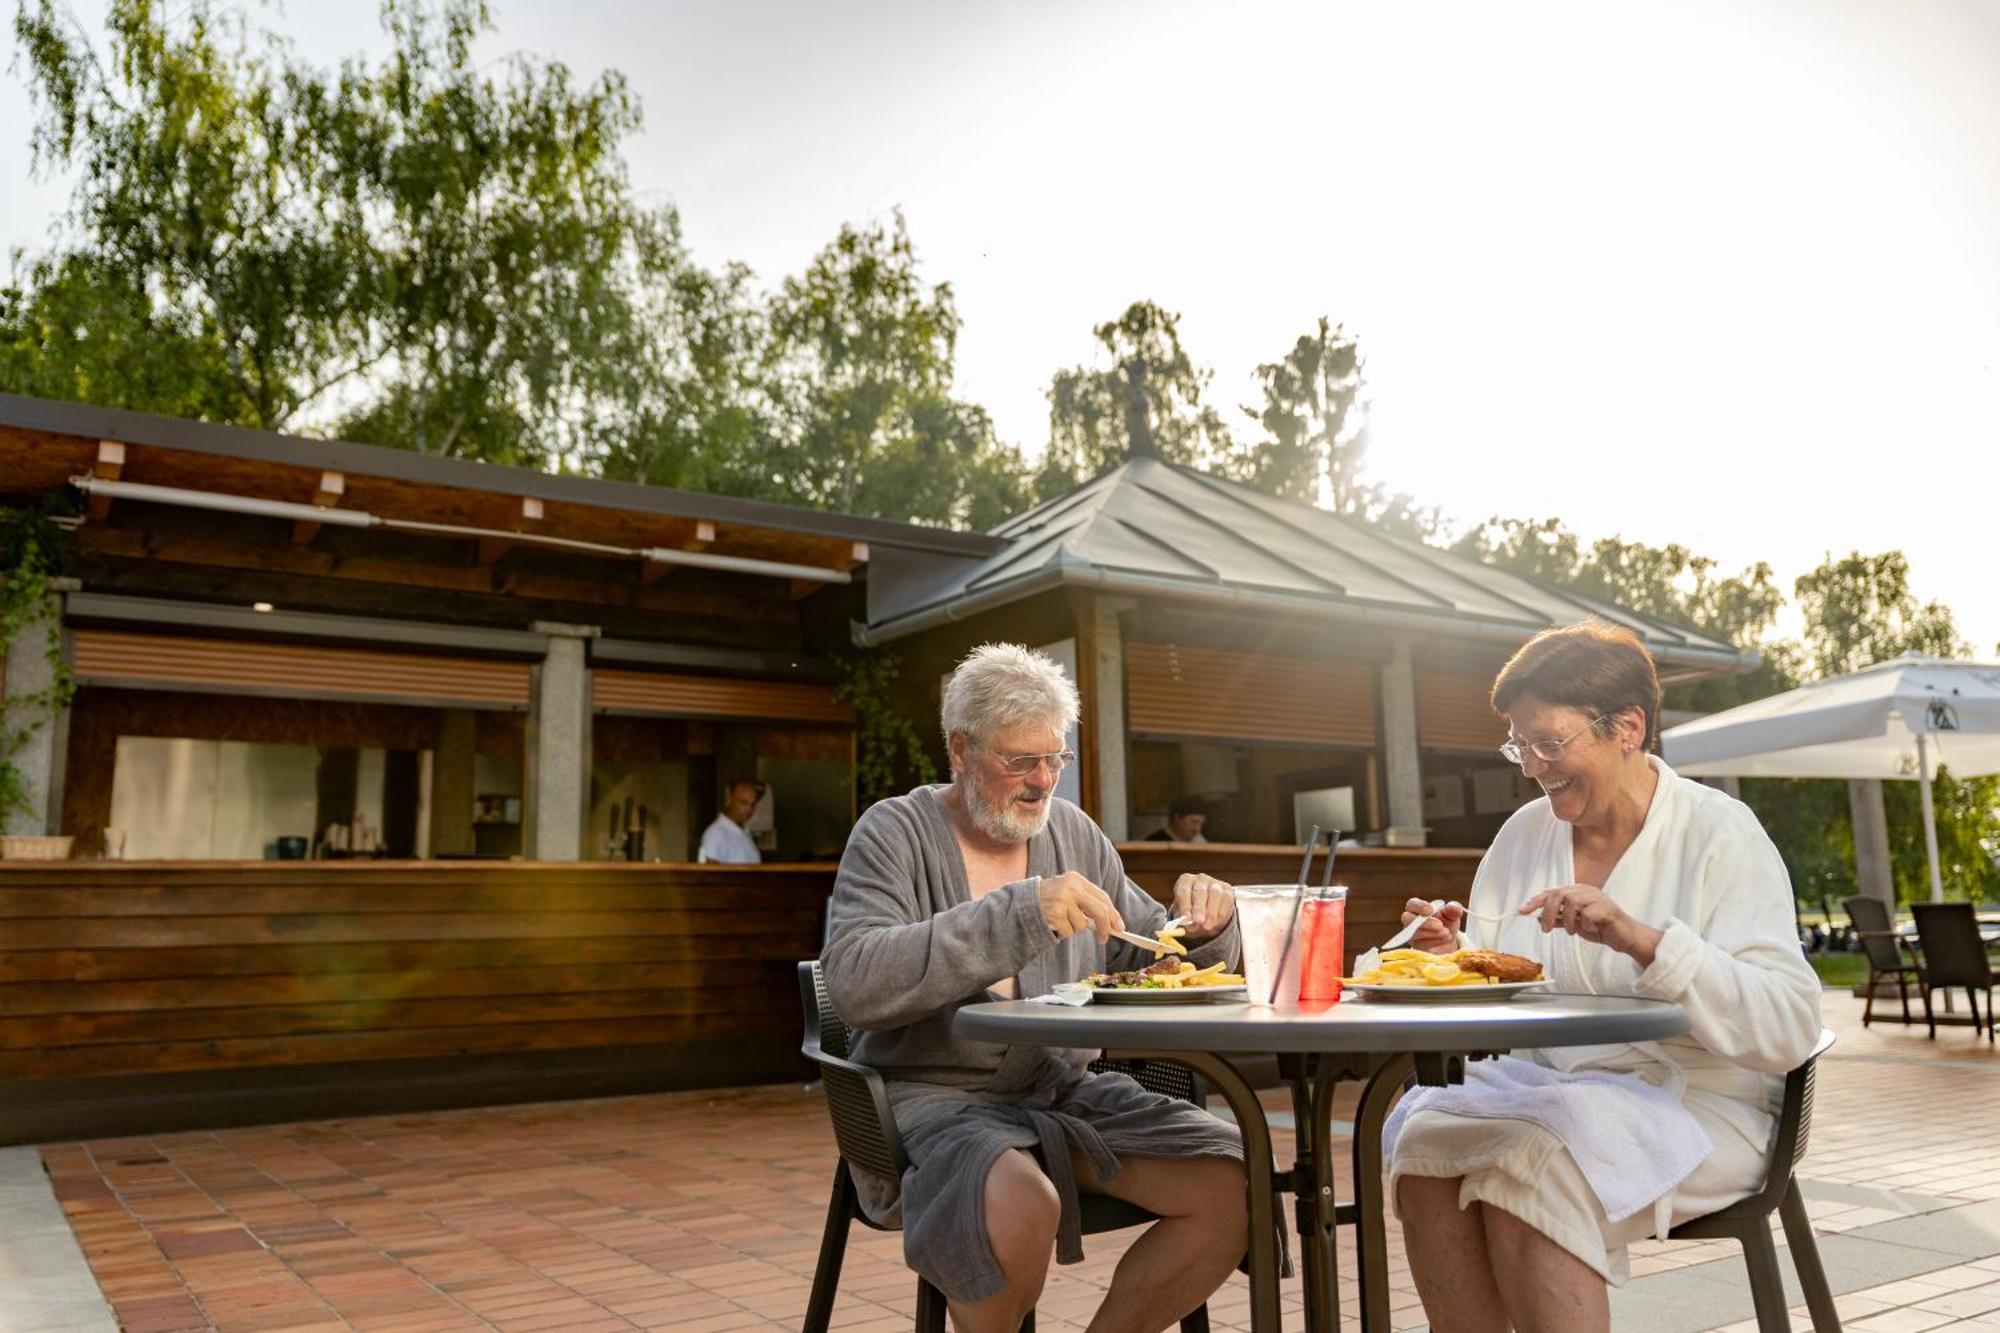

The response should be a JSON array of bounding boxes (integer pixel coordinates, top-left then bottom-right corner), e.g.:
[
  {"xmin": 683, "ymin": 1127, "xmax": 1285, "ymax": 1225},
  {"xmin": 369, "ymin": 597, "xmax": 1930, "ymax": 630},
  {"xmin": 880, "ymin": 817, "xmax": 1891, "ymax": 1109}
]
[{"xmin": 954, "ymin": 992, "xmax": 1690, "ymax": 1054}]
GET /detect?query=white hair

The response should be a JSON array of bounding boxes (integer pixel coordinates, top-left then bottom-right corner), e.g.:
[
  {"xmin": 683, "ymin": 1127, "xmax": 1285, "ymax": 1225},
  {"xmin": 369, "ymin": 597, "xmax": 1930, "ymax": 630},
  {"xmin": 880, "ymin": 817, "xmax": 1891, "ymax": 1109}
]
[{"xmin": 940, "ymin": 643, "xmax": 1079, "ymax": 749}]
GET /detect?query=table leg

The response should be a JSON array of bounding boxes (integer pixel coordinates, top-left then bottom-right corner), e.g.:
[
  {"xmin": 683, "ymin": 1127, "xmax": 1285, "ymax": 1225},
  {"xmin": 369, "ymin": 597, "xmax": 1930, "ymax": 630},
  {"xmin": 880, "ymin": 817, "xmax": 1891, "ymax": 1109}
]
[
  {"xmin": 1113, "ymin": 1049, "xmax": 1284, "ymax": 1333},
  {"xmin": 1301, "ymin": 1057, "xmax": 1348, "ymax": 1333},
  {"xmin": 1351, "ymin": 1053, "xmax": 1413, "ymax": 1333}
]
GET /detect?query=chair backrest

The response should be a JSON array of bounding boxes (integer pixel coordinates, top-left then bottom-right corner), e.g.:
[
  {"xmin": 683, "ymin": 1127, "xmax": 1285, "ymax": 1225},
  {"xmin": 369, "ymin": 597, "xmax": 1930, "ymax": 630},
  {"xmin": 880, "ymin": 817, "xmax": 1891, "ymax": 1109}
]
[
  {"xmin": 799, "ymin": 956, "xmax": 853, "ymax": 1060},
  {"xmin": 798, "ymin": 960, "xmax": 908, "ymax": 1181},
  {"xmin": 1741, "ymin": 1028, "xmax": 1835, "ymax": 1213},
  {"xmin": 1843, "ymin": 895, "xmax": 1908, "ymax": 971},
  {"xmin": 1912, "ymin": 903, "xmax": 1995, "ymax": 987}
]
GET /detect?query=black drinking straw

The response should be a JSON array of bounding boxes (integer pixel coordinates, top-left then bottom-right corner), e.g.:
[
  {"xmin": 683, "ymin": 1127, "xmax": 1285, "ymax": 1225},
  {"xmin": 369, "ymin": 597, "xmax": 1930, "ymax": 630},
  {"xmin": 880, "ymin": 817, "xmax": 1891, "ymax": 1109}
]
[
  {"xmin": 1268, "ymin": 825, "xmax": 1321, "ymax": 1005},
  {"xmin": 1319, "ymin": 829, "xmax": 1342, "ymax": 888}
]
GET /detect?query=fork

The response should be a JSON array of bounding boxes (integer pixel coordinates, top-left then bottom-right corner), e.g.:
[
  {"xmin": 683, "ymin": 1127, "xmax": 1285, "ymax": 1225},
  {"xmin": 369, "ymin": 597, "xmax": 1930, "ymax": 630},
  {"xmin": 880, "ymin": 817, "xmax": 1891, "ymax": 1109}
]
[{"xmin": 1378, "ymin": 900, "xmax": 1510, "ymax": 951}]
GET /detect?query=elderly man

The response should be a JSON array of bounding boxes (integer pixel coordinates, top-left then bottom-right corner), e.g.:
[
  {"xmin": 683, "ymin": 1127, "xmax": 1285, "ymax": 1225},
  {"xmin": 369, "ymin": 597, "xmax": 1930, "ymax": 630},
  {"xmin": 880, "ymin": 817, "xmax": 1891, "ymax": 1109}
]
[{"xmin": 823, "ymin": 643, "xmax": 1248, "ymax": 1333}]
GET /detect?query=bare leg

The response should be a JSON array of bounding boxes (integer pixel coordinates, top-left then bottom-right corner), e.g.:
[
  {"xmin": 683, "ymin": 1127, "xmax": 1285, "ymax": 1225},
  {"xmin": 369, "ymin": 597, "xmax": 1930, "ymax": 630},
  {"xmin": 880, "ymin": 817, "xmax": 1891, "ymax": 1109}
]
[
  {"xmin": 948, "ymin": 1150, "xmax": 1060, "ymax": 1333},
  {"xmin": 1396, "ymin": 1175, "xmax": 1509, "ymax": 1333},
  {"xmin": 1482, "ymin": 1203, "xmax": 1609, "ymax": 1333},
  {"xmin": 1074, "ymin": 1153, "xmax": 1248, "ymax": 1333}
]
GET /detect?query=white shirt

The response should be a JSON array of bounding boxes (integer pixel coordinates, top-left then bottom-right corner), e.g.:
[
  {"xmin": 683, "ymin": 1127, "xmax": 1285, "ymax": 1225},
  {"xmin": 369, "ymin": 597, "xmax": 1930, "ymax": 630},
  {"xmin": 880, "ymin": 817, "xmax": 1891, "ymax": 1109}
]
[{"xmin": 698, "ymin": 814, "xmax": 762, "ymax": 864}]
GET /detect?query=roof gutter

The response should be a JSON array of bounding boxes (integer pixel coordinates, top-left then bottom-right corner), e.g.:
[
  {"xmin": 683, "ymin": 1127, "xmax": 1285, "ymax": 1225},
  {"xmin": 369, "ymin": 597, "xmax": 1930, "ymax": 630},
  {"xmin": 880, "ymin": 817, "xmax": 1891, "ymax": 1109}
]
[
  {"xmin": 854, "ymin": 564, "xmax": 1758, "ymax": 675},
  {"xmin": 71, "ymin": 475, "xmax": 852, "ymax": 584}
]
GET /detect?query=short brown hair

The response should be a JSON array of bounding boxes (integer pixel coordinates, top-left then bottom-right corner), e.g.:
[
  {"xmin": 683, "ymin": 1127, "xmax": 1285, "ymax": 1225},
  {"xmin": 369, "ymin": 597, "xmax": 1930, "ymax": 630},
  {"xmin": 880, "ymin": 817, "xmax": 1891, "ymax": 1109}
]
[{"xmin": 1490, "ymin": 621, "xmax": 1663, "ymax": 751}]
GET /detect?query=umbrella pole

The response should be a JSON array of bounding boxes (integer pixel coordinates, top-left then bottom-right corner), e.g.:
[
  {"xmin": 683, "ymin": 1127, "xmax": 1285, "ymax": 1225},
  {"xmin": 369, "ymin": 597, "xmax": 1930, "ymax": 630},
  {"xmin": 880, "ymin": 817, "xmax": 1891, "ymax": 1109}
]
[{"xmin": 1917, "ymin": 733, "xmax": 1944, "ymax": 903}]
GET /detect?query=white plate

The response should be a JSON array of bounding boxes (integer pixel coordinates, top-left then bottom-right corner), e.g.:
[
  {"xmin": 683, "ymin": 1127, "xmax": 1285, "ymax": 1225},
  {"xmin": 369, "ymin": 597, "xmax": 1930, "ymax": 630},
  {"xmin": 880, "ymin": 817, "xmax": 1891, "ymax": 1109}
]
[
  {"xmin": 1086, "ymin": 984, "xmax": 1249, "ymax": 1004},
  {"xmin": 1345, "ymin": 979, "xmax": 1553, "ymax": 1003}
]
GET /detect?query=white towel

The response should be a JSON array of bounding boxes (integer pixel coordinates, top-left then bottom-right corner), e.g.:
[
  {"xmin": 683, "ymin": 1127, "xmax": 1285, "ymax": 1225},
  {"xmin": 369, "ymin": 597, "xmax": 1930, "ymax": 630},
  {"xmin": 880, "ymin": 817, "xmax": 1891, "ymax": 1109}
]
[{"xmin": 1384, "ymin": 1055, "xmax": 1713, "ymax": 1223}]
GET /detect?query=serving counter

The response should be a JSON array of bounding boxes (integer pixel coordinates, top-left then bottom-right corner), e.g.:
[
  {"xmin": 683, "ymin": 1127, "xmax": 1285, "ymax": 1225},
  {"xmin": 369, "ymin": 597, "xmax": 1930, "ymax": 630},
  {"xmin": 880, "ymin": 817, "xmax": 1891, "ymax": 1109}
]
[{"xmin": 0, "ymin": 845, "xmax": 1478, "ymax": 1141}]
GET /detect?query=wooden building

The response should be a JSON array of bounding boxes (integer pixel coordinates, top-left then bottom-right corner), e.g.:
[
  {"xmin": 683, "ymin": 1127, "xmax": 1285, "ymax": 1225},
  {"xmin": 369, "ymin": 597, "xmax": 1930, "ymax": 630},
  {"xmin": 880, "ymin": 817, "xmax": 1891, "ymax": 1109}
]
[{"xmin": 0, "ymin": 393, "xmax": 1752, "ymax": 1139}]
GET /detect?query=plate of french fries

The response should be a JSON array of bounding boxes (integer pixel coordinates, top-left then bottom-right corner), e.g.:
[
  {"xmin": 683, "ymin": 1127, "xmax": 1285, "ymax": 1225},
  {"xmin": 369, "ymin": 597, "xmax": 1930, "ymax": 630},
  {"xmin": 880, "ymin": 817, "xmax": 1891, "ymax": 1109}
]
[
  {"xmin": 1085, "ymin": 926, "xmax": 1248, "ymax": 1001},
  {"xmin": 1343, "ymin": 948, "xmax": 1552, "ymax": 1003}
]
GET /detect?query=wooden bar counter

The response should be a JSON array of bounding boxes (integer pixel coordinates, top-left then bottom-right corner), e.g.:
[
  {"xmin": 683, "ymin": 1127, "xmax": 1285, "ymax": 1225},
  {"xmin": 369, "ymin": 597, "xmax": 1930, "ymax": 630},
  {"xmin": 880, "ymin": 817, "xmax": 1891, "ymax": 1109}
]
[
  {"xmin": 0, "ymin": 846, "xmax": 1478, "ymax": 1142},
  {"xmin": 0, "ymin": 859, "xmax": 832, "ymax": 1143}
]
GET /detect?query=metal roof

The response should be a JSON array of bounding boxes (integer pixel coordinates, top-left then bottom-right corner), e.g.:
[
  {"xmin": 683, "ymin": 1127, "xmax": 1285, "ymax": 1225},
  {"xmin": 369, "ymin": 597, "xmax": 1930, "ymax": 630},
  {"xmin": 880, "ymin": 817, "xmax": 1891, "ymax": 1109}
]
[
  {"xmin": 0, "ymin": 392, "xmax": 1005, "ymax": 557},
  {"xmin": 859, "ymin": 457, "xmax": 1753, "ymax": 673}
]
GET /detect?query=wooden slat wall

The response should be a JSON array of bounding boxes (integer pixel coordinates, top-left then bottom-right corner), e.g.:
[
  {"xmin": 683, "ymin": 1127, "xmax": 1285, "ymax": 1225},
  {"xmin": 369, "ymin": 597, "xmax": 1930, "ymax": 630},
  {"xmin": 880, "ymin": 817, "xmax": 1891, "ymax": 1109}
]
[
  {"xmin": 1416, "ymin": 671, "xmax": 1501, "ymax": 752},
  {"xmin": 1118, "ymin": 842, "xmax": 1480, "ymax": 974},
  {"xmin": 592, "ymin": 668, "xmax": 852, "ymax": 723},
  {"xmin": 1126, "ymin": 643, "xmax": 1377, "ymax": 747},
  {"xmin": 0, "ymin": 862, "xmax": 828, "ymax": 1081},
  {"xmin": 72, "ymin": 629, "xmax": 531, "ymax": 708}
]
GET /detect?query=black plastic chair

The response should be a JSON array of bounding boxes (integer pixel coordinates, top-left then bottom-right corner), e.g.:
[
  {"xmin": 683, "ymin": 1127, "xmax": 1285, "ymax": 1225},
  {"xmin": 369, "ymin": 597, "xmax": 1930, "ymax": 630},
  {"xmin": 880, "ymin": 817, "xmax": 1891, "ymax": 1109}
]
[
  {"xmin": 1911, "ymin": 903, "xmax": 1996, "ymax": 1042},
  {"xmin": 797, "ymin": 960, "xmax": 1213, "ymax": 1333},
  {"xmin": 1844, "ymin": 895, "xmax": 1930, "ymax": 1029},
  {"xmin": 1667, "ymin": 1029, "xmax": 1839, "ymax": 1332}
]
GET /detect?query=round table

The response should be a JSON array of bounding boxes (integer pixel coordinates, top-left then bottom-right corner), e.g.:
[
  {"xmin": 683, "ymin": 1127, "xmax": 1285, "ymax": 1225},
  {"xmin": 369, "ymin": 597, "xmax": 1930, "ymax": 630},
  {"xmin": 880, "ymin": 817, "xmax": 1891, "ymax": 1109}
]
[{"xmin": 955, "ymin": 992, "xmax": 1690, "ymax": 1333}]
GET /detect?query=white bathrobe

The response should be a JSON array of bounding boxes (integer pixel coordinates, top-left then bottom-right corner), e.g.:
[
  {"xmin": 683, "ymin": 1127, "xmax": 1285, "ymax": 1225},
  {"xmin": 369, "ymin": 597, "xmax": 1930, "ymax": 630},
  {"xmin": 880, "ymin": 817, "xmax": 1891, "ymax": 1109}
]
[{"xmin": 1388, "ymin": 756, "xmax": 1823, "ymax": 1282}]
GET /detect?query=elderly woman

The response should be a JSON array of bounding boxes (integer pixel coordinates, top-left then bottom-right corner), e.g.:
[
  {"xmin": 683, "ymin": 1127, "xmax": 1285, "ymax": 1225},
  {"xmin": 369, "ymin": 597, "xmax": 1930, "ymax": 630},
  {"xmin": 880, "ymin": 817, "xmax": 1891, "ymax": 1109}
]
[
  {"xmin": 1390, "ymin": 622, "xmax": 1821, "ymax": 1333},
  {"xmin": 822, "ymin": 643, "xmax": 1248, "ymax": 1333}
]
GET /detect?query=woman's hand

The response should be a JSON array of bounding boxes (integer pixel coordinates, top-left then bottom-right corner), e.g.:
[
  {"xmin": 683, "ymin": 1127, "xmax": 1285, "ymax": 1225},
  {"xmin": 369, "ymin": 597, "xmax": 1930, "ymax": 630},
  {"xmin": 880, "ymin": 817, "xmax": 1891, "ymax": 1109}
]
[
  {"xmin": 1399, "ymin": 898, "xmax": 1466, "ymax": 954},
  {"xmin": 1171, "ymin": 873, "xmax": 1235, "ymax": 937},
  {"xmin": 1518, "ymin": 884, "xmax": 1663, "ymax": 967}
]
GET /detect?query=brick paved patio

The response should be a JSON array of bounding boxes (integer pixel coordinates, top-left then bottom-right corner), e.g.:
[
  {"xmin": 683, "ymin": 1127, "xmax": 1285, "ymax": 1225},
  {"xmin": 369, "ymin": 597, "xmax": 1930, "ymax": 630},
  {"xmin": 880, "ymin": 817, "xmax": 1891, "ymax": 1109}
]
[{"xmin": 28, "ymin": 988, "xmax": 2000, "ymax": 1332}]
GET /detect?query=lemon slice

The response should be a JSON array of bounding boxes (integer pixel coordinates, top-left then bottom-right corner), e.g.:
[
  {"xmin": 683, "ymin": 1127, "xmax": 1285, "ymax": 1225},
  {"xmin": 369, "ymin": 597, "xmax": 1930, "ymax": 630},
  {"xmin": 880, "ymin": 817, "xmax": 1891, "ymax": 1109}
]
[{"xmin": 1421, "ymin": 961, "xmax": 1462, "ymax": 984}]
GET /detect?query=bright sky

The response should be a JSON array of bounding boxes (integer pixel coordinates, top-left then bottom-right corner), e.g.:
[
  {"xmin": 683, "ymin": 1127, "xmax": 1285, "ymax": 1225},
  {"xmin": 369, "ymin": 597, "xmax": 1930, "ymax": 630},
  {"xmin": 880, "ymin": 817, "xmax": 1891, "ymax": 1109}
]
[{"xmin": 5, "ymin": 0, "xmax": 1998, "ymax": 656}]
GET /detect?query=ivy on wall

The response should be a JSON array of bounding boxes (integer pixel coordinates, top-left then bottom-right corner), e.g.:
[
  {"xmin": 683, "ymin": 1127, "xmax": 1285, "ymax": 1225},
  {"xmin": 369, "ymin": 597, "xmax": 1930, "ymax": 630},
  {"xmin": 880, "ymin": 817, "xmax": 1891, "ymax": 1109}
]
[
  {"xmin": 832, "ymin": 649, "xmax": 938, "ymax": 810},
  {"xmin": 0, "ymin": 496, "xmax": 78, "ymax": 821}
]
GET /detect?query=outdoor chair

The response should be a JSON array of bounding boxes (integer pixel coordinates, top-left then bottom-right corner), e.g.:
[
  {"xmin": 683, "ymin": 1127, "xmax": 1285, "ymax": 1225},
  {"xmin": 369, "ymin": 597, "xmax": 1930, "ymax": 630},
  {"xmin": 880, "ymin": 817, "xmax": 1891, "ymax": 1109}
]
[
  {"xmin": 1844, "ymin": 895, "xmax": 1929, "ymax": 1029},
  {"xmin": 1911, "ymin": 903, "xmax": 1996, "ymax": 1042},
  {"xmin": 1667, "ymin": 1029, "xmax": 1840, "ymax": 1333},
  {"xmin": 797, "ymin": 960, "xmax": 1214, "ymax": 1333}
]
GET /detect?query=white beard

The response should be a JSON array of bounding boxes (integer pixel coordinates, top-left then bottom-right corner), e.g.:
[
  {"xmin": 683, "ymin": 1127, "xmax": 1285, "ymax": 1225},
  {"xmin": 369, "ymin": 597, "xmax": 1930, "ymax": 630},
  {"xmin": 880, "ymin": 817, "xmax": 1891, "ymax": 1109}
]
[{"xmin": 965, "ymin": 773, "xmax": 1053, "ymax": 844}]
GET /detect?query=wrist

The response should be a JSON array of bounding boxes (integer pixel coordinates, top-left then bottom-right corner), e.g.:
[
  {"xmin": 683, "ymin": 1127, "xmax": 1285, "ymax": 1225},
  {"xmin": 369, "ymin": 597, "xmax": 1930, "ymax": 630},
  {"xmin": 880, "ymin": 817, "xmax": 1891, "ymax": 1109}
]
[{"xmin": 1619, "ymin": 919, "xmax": 1664, "ymax": 967}]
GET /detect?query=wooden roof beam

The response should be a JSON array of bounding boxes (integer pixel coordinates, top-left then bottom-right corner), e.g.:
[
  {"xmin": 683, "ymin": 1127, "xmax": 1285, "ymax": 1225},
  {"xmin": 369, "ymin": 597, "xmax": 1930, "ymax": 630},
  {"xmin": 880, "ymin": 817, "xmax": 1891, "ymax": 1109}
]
[
  {"xmin": 640, "ymin": 520, "xmax": 714, "ymax": 586},
  {"xmin": 291, "ymin": 470, "xmax": 346, "ymax": 546},
  {"xmin": 86, "ymin": 441, "xmax": 124, "ymax": 520}
]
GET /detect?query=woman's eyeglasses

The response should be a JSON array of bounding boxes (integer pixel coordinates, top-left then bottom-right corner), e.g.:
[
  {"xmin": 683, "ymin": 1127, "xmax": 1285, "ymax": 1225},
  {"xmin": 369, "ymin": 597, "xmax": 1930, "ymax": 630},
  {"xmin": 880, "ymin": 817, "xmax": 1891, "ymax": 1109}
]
[
  {"xmin": 987, "ymin": 748, "xmax": 1077, "ymax": 777},
  {"xmin": 1498, "ymin": 714, "xmax": 1608, "ymax": 767}
]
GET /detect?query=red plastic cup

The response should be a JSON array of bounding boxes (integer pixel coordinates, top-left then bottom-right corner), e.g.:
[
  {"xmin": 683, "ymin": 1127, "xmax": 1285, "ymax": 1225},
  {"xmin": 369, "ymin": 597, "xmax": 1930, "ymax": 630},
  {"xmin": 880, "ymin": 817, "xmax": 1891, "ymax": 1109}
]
[{"xmin": 1297, "ymin": 887, "xmax": 1348, "ymax": 1002}]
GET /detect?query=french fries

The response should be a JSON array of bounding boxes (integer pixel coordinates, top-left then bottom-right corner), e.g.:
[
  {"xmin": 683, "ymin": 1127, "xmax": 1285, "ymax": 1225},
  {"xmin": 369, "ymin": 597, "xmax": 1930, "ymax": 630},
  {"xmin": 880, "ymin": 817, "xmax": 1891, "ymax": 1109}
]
[
  {"xmin": 1155, "ymin": 925, "xmax": 1189, "ymax": 956},
  {"xmin": 1086, "ymin": 959, "xmax": 1247, "ymax": 990},
  {"xmin": 1344, "ymin": 947, "xmax": 1542, "ymax": 987}
]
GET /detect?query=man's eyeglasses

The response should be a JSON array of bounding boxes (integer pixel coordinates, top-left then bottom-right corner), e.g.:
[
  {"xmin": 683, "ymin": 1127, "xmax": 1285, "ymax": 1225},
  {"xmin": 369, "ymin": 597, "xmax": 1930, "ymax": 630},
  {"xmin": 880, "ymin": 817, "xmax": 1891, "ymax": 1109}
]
[
  {"xmin": 986, "ymin": 747, "xmax": 1077, "ymax": 777},
  {"xmin": 1498, "ymin": 714, "xmax": 1608, "ymax": 767}
]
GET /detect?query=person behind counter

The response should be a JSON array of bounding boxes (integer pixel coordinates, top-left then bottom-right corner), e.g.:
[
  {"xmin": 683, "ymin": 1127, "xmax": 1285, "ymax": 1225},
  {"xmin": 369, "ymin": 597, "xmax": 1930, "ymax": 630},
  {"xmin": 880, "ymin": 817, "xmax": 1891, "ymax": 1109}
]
[
  {"xmin": 697, "ymin": 778, "xmax": 764, "ymax": 864},
  {"xmin": 1144, "ymin": 794, "xmax": 1208, "ymax": 843}
]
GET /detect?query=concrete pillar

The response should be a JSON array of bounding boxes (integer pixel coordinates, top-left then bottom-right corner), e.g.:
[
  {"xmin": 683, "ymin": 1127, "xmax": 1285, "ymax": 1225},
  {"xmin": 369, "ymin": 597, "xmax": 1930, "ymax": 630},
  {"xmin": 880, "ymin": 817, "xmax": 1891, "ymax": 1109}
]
[
  {"xmin": 430, "ymin": 709, "xmax": 478, "ymax": 856},
  {"xmin": 1379, "ymin": 639, "xmax": 1425, "ymax": 844},
  {"xmin": 1848, "ymin": 778, "xmax": 1895, "ymax": 907},
  {"xmin": 2, "ymin": 578, "xmax": 76, "ymax": 836},
  {"xmin": 1091, "ymin": 599, "xmax": 1135, "ymax": 840},
  {"xmin": 528, "ymin": 622, "xmax": 597, "ymax": 861}
]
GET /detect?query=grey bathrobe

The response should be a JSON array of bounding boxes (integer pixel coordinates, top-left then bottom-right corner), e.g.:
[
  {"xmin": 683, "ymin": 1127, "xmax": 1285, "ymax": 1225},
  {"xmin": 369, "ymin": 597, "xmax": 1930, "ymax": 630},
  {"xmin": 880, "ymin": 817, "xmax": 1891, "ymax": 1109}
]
[{"xmin": 821, "ymin": 785, "xmax": 1243, "ymax": 1304}]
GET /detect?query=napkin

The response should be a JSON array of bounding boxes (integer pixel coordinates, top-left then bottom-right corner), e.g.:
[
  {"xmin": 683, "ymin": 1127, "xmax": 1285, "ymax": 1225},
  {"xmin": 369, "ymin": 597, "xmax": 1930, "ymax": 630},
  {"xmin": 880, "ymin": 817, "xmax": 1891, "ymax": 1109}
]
[{"xmin": 1027, "ymin": 983, "xmax": 1095, "ymax": 1006}]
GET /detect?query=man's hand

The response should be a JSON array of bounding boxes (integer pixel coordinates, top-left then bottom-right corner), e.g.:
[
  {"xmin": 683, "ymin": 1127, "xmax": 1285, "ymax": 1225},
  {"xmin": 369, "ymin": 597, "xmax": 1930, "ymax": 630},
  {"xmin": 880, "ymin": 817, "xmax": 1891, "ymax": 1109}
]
[
  {"xmin": 1171, "ymin": 873, "xmax": 1236, "ymax": 937},
  {"xmin": 1039, "ymin": 871, "xmax": 1124, "ymax": 944}
]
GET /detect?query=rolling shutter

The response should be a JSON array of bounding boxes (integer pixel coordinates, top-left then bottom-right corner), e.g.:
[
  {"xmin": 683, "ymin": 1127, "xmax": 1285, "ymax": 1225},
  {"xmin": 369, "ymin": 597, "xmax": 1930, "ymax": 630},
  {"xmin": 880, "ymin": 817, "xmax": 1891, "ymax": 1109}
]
[
  {"xmin": 1416, "ymin": 672, "xmax": 1500, "ymax": 751},
  {"xmin": 592, "ymin": 669, "xmax": 852, "ymax": 723},
  {"xmin": 1125, "ymin": 643, "xmax": 1375, "ymax": 746},
  {"xmin": 71, "ymin": 629, "xmax": 530, "ymax": 708}
]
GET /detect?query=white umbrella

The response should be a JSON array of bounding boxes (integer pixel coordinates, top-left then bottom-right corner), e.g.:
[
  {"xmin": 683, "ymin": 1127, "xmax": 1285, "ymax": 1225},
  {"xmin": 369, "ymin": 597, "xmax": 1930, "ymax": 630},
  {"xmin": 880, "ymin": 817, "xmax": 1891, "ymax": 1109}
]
[{"xmin": 1661, "ymin": 654, "xmax": 2000, "ymax": 901}]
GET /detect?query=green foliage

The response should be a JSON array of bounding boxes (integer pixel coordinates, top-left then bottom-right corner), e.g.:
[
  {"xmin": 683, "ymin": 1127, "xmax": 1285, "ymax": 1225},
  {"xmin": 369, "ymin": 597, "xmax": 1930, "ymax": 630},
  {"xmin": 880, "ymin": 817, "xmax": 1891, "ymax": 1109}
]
[
  {"xmin": 1794, "ymin": 550, "xmax": 1966, "ymax": 677},
  {"xmin": 0, "ymin": 496, "xmax": 78, "ymax": 822},
  {"xmin": 1235, "ymin": 317, "xmax": 1439, "ymax": 538},
  {"xmin": 1036, "ymin": 301, "xmax": 1236, "ymax": 499},
  {"xmin": 5, "ymin": 0, "xmax": 718, "ymax": 469},
  {"xmin": 832, "ymin": 649, "xmax": 939, "ymax": 809}
]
